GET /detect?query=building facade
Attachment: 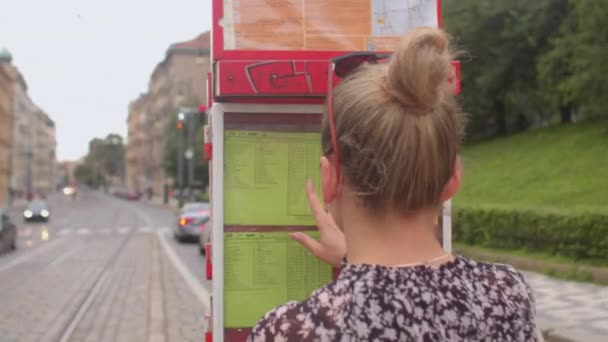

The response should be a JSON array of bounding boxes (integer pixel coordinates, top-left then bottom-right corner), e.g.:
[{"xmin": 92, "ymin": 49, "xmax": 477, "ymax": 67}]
[
  {"xmin": 6, "ymin": 58, "xmax": 57, "ymax": 202},
  {"xmin": 32, "ymin": 111, "xmax": 57, "ymax": 195},
  {"xmin": 126, "ymin": 32, "xmax": 210, "ymax": 197},
  {"xmin": 0, "ymin": 49, "xmax": 14, "ymax": 205},
  {"xmin": 126, "ymin": 94, "xmax": 149, "ymax": 194},
  {"xmin": 0, "ymin": 52, "xmax": 58, "ymax": 201},
  {"xmin": 10, "ymin": 70, "xmax": 37, "ymax": 199}
]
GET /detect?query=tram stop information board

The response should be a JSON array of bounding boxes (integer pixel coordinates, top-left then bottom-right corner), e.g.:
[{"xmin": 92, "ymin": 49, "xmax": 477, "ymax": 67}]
[
  {"xmin": 214, "ymin": 111, "xmax": 332, "ymax": 337},
  {"xmin": 208, "ymin": 1, "xmax": 449, "ymax": 341},
  {"xmin": 223, "ymin": 127, "xmax": 330, "ymax": 328}
]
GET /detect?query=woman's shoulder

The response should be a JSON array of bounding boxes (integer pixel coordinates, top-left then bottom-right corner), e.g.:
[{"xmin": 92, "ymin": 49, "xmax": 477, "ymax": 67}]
[
  {"xmin": 247, "ymin": 284, "xmax": 342, "ymax": 342},
  {"xmin": 458, "ymin": 256, "xmax": 537, "ymax": 317},
  {"xmin": 461, "ymin": 256, "xmax": 534, "ymax": 294}
]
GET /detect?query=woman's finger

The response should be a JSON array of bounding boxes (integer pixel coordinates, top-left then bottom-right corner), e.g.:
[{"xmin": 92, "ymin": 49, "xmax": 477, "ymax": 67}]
[
  {"xmin": 290, "ymin": 232, "xmax": 325, "ymax": 259},
  {"xmin": 306, "ymin": 180, "xmax": 330, "ymax": 226}
]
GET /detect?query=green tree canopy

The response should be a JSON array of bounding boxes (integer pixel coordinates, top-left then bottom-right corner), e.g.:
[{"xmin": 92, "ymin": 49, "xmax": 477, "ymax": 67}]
[
  {"xmin": 75, "ymin": 133, "xmax": 126, "ymax": 188},
  {"xmin": 443, "ymin": 0, "xmax": 606, "ymax": 139}
]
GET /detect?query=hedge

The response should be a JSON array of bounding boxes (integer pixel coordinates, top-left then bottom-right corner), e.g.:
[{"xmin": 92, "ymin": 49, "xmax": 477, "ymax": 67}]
[{"xmin": 453, "ymin": 207, "xmax": 608, "ymax": 261}]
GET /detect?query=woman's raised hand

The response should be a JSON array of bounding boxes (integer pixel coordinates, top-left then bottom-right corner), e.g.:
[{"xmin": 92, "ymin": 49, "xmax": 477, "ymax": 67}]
[{"xmin": 290, "ymin": 181, "xmax": 346, "ymax": 268}]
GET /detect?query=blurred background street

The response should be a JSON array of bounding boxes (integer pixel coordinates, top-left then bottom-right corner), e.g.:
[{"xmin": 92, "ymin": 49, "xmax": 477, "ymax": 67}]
[{"xmin": 0, "ymin": 190, "xmax": 209, "ymax": 341}]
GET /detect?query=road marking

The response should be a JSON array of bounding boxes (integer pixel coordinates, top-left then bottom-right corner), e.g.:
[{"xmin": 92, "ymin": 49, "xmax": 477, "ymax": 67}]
[
  {"xmin": 0, "ymin": 240, "xmax": 61, "ymax": 273},
  {"xmin": 157, "ymin": 230, "xmax": 211, "ymax": 312},
  {"xmin": 50, "ymin": 246, "xmax": 81, "ymax": 266},
  {"xmin": 18, "ymin": 227, "xmax": 33, "ymax": 238},
  {"xmin": 138, "ymin": 226, "xmax": 153, "ymax": 233},
  {"xmin": 118, "ymin": 227, "xmax": 131, "ymax": 234},
  {"xmin": 58, "ymin": 228, "xmax": 72, "ymax": 236},
  {"xmin": 76, "ymin": 228, "xmax": 90, "ymax": 235}
]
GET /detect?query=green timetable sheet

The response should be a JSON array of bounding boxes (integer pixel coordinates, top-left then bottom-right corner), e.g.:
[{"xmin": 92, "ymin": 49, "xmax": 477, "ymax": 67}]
[
  {"xmin": 224, "ymin": 231, "xmax": 332, "ymax": 328},
  {"xmin": 224, "ymin": 130, "xmax": 322, "ymax": 226}
]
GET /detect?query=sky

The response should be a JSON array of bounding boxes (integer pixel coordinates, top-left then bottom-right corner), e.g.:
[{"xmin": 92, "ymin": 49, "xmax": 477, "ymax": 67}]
[{"xmin": 0, "ymin": 0, "xmax": 212, "ymax": 161}]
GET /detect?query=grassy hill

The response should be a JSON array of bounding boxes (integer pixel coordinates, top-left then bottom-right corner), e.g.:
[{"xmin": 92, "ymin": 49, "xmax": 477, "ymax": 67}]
[{"xmin": 455, "ymin": 118, "xmax": 608, "ymax": 214}]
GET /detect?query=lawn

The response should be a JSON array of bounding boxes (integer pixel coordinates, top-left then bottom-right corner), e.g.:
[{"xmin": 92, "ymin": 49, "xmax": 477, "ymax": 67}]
[{"xmin": 455, "ymin": 118, "xmax": 608, "ymax": 214}]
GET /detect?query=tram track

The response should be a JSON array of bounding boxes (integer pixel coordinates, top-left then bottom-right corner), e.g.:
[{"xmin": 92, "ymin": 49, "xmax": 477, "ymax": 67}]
[{"xmin": 55, "ymin": 198, "xmax": 134, "ymax": 342}]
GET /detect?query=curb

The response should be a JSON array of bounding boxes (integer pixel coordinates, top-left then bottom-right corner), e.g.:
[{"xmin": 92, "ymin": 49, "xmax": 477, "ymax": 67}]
[{"xmin": 140, "ymin": 198, "xmax": 181, "ymax": 215}]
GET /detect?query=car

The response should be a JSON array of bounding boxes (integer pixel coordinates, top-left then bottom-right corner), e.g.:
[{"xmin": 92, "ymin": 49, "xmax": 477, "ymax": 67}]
[
  {"xmin": 0, "ymin": 209, "xmax": 17, "ymax": 252},
  {"xmin": 174, "ymin": 209, "xmax": 210, "ymax": 243},
  {"xmin": 24, "ymin": 201, "xmax": 50, "ymax": 223},
  {"xmin": 111, "ymin": 188, "xmax": 141, "ymax": 201},
  {"xmin": 181, "ymin": 202, "xmax": 209, "ymax": 213}
]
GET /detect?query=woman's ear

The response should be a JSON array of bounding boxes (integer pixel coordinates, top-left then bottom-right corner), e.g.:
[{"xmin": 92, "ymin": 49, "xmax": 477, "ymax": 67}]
[
  {"xmin": 320, "ymin": 156, "xmax": 339, "ymax": 204},
  {"xmin": 440, "ymin": 156, "xmax": 462, "ymax": 202}
]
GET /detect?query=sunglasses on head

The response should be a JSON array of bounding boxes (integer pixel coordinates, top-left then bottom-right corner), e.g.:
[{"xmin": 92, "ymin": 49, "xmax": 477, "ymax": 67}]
[
  {"xmin": 326, "ymin": 52, "xmax": 392, "ymax": 183},
  {"xmin": 332, "ymin": 52, "xmax": 391, "ymax": 78}
]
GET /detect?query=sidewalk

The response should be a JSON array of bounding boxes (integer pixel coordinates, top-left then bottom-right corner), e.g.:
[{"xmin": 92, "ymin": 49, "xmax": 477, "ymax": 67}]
[
  {"xmin": 524, "ymin": 271, "xmax": 608, "ymax": 342},
  {"xmin": 144, "ymin": 196, "xmax": 180, "ymax": 213}
]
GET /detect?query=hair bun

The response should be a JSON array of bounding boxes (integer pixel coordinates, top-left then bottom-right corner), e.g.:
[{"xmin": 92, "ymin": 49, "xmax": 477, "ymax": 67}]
[{"xmin": 385, "ymin": 27, "xmax": 453, "ymax": 113}]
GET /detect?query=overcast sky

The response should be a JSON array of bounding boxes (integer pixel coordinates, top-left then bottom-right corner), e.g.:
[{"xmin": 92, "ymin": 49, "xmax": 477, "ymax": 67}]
[{"xmin": 0, "ymin": 0, "xmax": 212, "ymax": 161}]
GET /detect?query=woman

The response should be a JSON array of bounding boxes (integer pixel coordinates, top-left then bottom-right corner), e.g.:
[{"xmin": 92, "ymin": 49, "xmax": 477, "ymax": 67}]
[{"xmin": 248, "ymin": 27, "xmax": 541, "ymax": 341}]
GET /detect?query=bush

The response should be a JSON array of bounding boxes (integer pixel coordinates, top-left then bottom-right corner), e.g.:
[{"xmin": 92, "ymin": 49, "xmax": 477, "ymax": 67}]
[{"xmin": 454, "ymin": 207, "xmax": 608, "ymax": 260}]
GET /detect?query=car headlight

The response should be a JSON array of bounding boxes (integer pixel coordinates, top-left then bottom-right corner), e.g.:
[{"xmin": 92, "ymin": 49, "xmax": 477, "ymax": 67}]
[
  {"xmin": 41, "ymin": 210, "xmax": 49, "ymax": 218},
  {"xmin": 24, "ymin": 210, "xmax": 33, "ymax": 218}
]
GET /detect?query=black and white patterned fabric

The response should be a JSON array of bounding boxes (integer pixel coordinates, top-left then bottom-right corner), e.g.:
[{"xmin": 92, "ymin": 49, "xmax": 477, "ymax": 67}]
[{"xmin": 248, "ymin": 255, "xmax": 540, "ymax": 341}]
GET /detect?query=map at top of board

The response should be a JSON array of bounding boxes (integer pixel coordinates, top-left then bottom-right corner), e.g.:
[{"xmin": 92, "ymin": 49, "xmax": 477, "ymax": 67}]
[
  {"xmin": 372, "ymin": 0, "xmax": 439, "ymax": 35},
  {"xmin": 222, "ymin": 0, "xmax": 438, "ymax": 52}
]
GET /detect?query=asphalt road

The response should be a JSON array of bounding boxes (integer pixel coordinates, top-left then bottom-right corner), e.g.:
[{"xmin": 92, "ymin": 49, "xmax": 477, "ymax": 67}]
[{"xmin": 0, "ymin": 190, "xmax": 210, "ymax": 342}]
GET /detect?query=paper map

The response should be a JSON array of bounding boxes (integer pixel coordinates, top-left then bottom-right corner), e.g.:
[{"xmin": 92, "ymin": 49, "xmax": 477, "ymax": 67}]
[
  {"xmin": 224, "ymin": 231, "xmax": 332, "ymax": 327},
  {"xmin": 222, "ymin": 0, "xmax": 438, "ymax": 51},
  {"xmin": 372, "ymin": 0, "xmax": 438, "ymax": 35}
]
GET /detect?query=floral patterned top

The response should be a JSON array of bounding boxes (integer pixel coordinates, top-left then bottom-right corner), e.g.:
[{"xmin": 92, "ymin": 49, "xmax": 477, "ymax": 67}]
[{"xmin": 248, "ymin": 255, "xmax": 541, "ymax": 341}]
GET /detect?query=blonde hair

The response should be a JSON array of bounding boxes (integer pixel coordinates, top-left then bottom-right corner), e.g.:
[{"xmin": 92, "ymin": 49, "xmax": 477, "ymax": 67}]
[{"xmin": 322, "ymin": 27, "xmax": 466, "ymax": 212}]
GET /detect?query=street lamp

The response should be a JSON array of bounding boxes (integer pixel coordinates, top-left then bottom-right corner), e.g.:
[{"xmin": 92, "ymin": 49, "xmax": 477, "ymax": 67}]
[{"xmin": 176, "ymin": 111, "xmax": 185, "ymax": 207}]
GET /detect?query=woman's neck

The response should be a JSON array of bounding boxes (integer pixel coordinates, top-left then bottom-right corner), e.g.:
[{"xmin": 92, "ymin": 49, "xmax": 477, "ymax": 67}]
[{"xmin": 339, "ymin": 199, "xmax": 447, "ymax": 266}]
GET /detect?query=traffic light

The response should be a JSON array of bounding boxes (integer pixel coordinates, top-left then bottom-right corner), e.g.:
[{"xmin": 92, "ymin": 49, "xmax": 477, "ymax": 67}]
[{"xmin": 177, "ymin": 111, "xmax": 185, "ymax": 129}]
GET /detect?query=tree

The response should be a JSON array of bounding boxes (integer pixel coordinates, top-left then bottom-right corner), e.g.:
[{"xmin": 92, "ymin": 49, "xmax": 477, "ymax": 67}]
[
  {"xmin": 443, "ymin": 0, "xmax": 570, "ymax": 138},
  {"xmin": 538, "ymin": 0, "xmax": 608, "ymax": 121},
  {"xmin": 76, "ymin": 133, "xmax": 126, "ymax": 189}
]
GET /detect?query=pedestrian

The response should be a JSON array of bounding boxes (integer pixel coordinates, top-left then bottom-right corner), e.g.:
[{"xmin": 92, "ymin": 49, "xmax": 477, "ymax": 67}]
[{"xmin": 248, "ymin": 27, "xmax": 541, "ymax": 341}]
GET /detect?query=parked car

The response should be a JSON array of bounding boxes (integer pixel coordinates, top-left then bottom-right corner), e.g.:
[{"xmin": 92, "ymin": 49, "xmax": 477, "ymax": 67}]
[
  {"xmin": 24, "ymin": 201, "xmax": 50, "ymax": 223},
  {"xmin": 111, "ymin": 188, "xmax": 142, "ymax": 201},
  {"xmin": 0, "ymin": 209, "xmax": 17, "ymax": 252},
  {"xmin": 181, "ymin": 202, "xmax": 209, "ymax": 213},
  {"xmin": 174, "ymin": 206, "xmax": 210, "ymax": 243}
]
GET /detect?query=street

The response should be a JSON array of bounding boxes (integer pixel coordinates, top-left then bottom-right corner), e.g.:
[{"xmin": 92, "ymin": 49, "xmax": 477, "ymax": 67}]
[
  {"xmin": 0, "ymin": 191, "xmax": 210, "ymax": 342},
  {"xmin": 2, "ymin": 191, "xmax": 608, "ymax": 342}
]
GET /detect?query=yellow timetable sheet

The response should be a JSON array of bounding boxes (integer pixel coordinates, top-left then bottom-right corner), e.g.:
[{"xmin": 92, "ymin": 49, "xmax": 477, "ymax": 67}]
[
  {"xmin": 224, "ymin": 231, "xmax": 332, "ymax": 328},
  {"xmin": 222, "ymin": 0, "xmax": 438, "ymax": 51},
  {"xmin": 224, "ymin": 130, "xmax": 321, "ymax": 226}
]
